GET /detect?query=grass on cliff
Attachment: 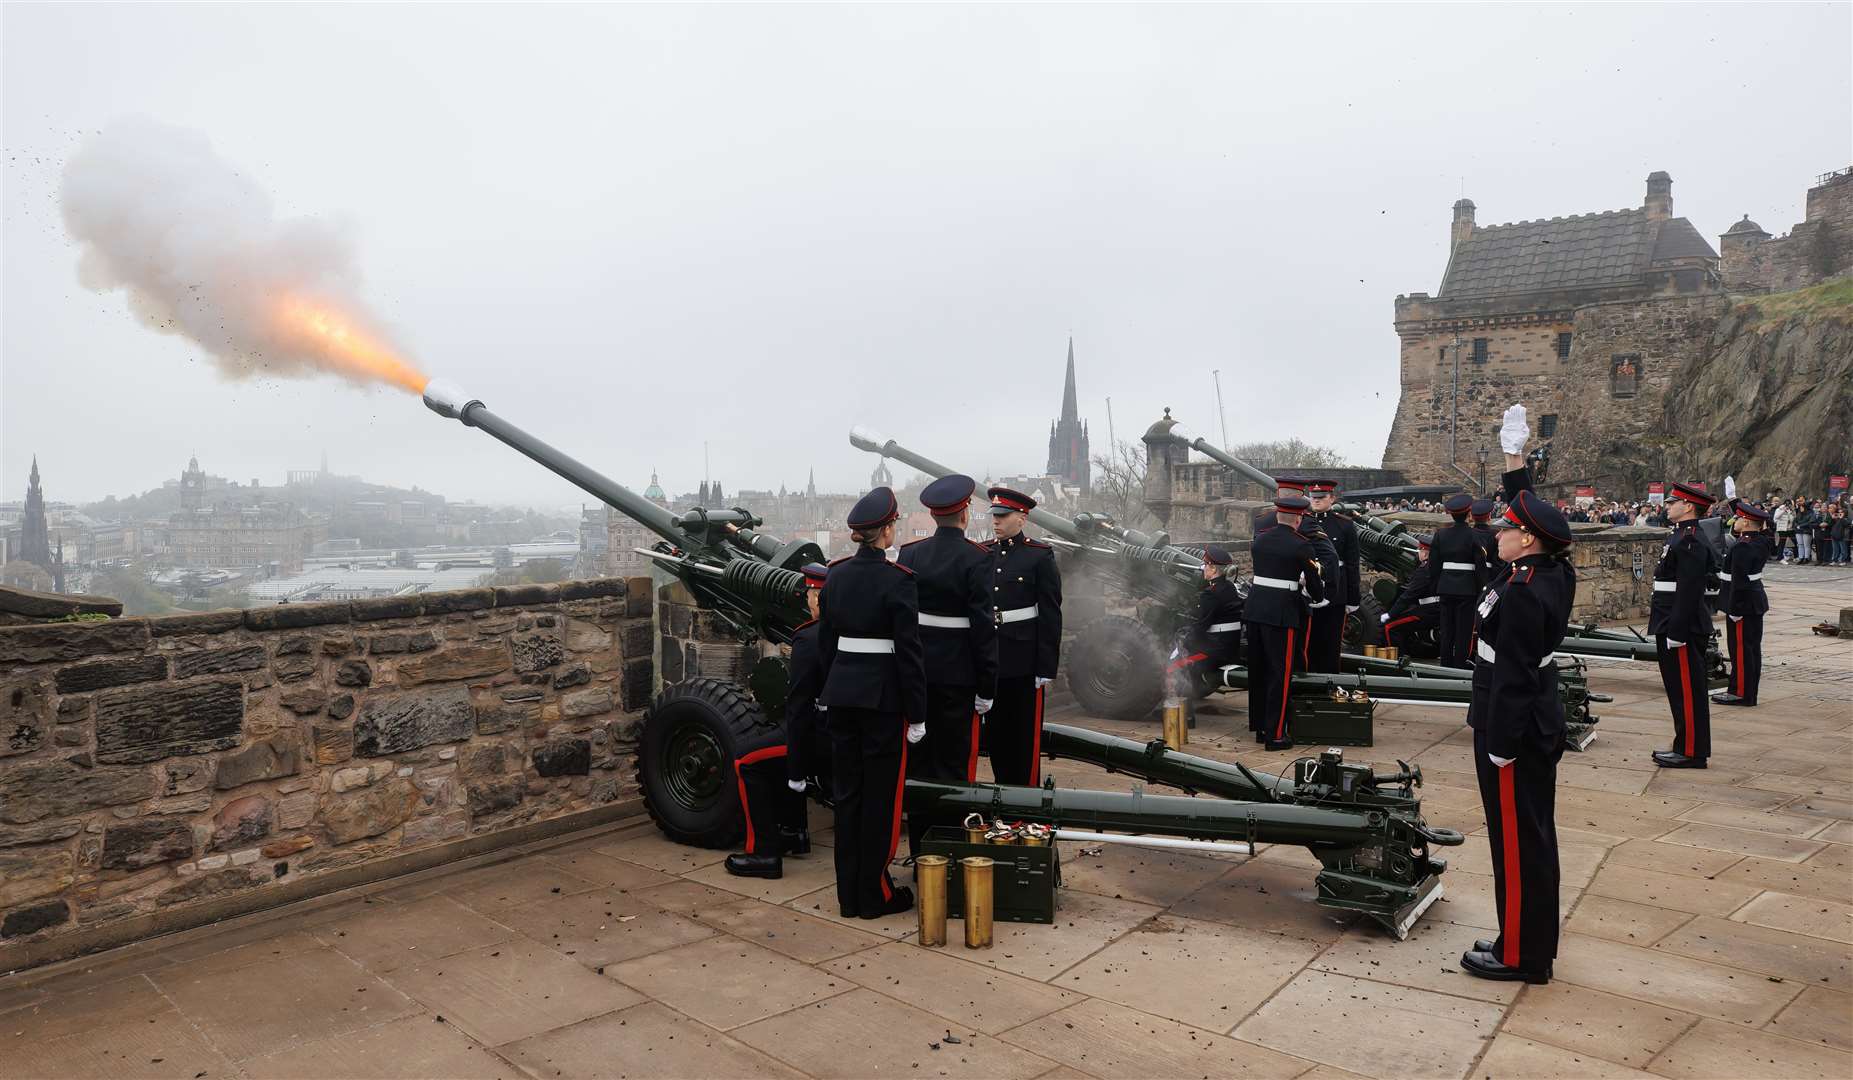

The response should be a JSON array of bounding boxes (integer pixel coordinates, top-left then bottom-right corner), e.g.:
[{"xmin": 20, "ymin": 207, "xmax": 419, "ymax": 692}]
[{"xmin": 1733, "ymin": 276, "xmax": 1853, "ymax": 325}]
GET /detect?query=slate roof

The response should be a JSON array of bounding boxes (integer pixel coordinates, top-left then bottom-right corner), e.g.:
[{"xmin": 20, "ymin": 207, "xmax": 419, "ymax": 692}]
[{"xmin": 1440, "ymin": 208, "xmax": 1718, "ymax": 300}]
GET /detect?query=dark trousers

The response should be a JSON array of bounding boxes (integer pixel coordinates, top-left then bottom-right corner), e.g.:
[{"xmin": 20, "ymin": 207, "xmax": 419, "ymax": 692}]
[
  {"xmin": 1725, "ymin": 614, "xmax": 1763, "ymax": 704},
  {"xmin": 1656, "ymin": 635, "xmax": 1711, "ymax": 759},
  {"xmin": 1306, "ymin": 604, "xmax": 1344, "ymax": 674},
  {"xmin": 1438, "ymin": 598, "xmax": 1475, "ymax": 668},
  {"xmin": 735, "ymin": 745, "xmax": 807, "ymax": 855},
  {"xmin": 907, "ymin": 684, "xmax": 979, "ymax": 855},
  {"xmin": 1473, "ymin": 725, "xmax": 1564, "ymax": 973},
  {"xmin": 1170, "ymin": 643, "xmax": 1238, "ymax": 699},
  {"xmin": 829, "ymin": 707, "xmax": 905, "ymax": 915},
  {"xmin": 1246, "ymin": 622, "xmax": 1298, "ymax": 742},
  {"xmin": 988, "ymin": 676, "xmax": 1045, "ymax": 787},
  {"xmin": 1384, "ymin": 611, "xmax": 1436, "ymax": 654}
]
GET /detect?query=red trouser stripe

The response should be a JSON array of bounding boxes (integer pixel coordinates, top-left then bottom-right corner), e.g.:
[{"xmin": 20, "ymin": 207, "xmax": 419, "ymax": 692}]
[
  {"xmin": 1301, "ymin": 624, "xmax": 1311, "ymax": 666},
  {"xmin": 967, "ymin": 711, "xmax": 980, "ymax": 782},
  {"xmin": 1676, "ymin": 644, "xmax": 1695, "ymax": 753},
  {"xmin": 1384, "ymin": 615, "xmax": 1419, "ymax": 631},
  {"xmin": 1167, "ymin": 652, "xmax": 1207, "ymax": 672},
  {"xmin": 1276, "ymin": 629, "xmax": 1295, "ymax": 741},
  {"xmin": 1029, "ymin": 687, "xmax": 1045, "ymax": 786},
  {"xmin": 732, "ymin": 745, "xmax": 787, "ymax": 855},
  {"xmin": 1499, "ymin": 765, "xmax": 1522, "ymax": 968},
  {"xmin": 1734, "ymin": 619, "xmax": 1746, "ymax": 696},
  {"xmin": 880, "ymin": 740, "xmax": 908, "ymax": 902}
]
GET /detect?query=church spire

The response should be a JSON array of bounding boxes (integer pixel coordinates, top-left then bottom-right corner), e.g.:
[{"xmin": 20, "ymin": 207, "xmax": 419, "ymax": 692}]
[{"xmin": 1060, "ymin": 336, "xmax": 1079, "ymax": 422}]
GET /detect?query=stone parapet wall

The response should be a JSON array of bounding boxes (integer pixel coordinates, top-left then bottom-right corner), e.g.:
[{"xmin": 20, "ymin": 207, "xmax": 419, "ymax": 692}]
[
  {"xmin": 1379, "ymin": 513, "xmax": 1665, "ymax": 621},
  {"xmin": 0, "ymin": 577, "xmax": 655, "ymax": 971}
]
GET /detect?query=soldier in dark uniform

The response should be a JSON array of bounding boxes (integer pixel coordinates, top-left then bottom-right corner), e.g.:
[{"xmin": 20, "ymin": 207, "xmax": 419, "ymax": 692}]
[
  {"xmin": 1471, "ymin": 498, "xmax": 1504, "ymax": 579},
  {"xmin": 1432, "ymin": 492, "xmax": 1489, "ymax": 668},
  {"xmin": 1712, "ymin": 501, "xmax": 1770, "ymax": 708},
  {"xmin": 984, "ymin": 486, "xmax": 1062, "ymax": 786},
  {"xmin": 1171, "ymin": 545, "xmax": 1244, "ymax": 697},
  {"xmin": 1307, "ymin": 480, "xmax": 1360, "ymax": 670},
  {"xmin": 898, "ymin": 474, "xmax": 997, "ymax": 856},
  {"xmin": 818, "ymin": 487, "xmax": 928, "ymax": 918},
  {"xmin": 1253, "ymin": 476, "xmax": 1311, "ymax": 535},
  {"xmin": 1460, "ymin": 416, "xmax": 1576, "ymax": 985},
  {"xmin": 1649, "ymin": 481, "xmax": 1719, "ymax": 769},
  {"xmin": 1244, "ymin": 494, "xmax": 1327, "ymax": 750},
  {"xmin": 1300, "ymin": 513, "xmax": 1343, "ymax": 673},
  {"xmin": 726, "ymin": 562, "xmax": 831, "ymax": 880},
  {"xmin": 1381, "ymin": 534, "xmax": 1439, "ymax": 653}
]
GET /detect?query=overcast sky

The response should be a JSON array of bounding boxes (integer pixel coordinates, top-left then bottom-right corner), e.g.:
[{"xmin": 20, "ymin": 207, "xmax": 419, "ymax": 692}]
[{"xmin": 4, "ymin": 3, "xmax": 1848, "ymax": 511}]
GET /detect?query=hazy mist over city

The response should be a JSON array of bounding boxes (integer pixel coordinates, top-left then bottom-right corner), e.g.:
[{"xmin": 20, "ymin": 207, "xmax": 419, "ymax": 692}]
[{"xmin": 4, "ymin": 3, "xmax": 1848, "ymax": 509}]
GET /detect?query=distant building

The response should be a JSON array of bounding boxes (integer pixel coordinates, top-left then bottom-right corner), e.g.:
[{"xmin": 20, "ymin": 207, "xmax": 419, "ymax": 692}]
[
  {"xmin": 1046, "ymin": 338, "xmax": 1091, "ymax": 492},
  {"xmin": 162, "ymin": 455, "xmax": 316, "ymax": 572}
]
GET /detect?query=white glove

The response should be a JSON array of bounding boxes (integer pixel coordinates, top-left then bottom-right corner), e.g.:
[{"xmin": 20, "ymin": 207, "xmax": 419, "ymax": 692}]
[
  {"xmin": 1034, "ymin": 676, "xmax": 1053, "ymax": 689},
  {"xmin": 1725, "ymin": 475, "xmax": 1737, "ymax": 499},
  {"xmin": 1728, "ymin": 614, "xmax": 1743, "ymax": 623},
  {"xmin": 1498, "ymin": 404, "xmax": 1529, "ymax": 454},
  {"xmin": 1666, "ymin": 639, "xmax": 1685, "ymax": 649},
  {"xmin": 906, "ymin": 722, "xmax": 926, "ymax": 744},
  {"xmin": 1346, "ymin": 605, "xmax": 1360, "ymax": 614},
  {"xmin": 1489, "ymin": 754, "xmax": 1515, "ymax": 768},
  {"xmin": 787, "ymin": 779, "xmax": 808, "ymax": 793},
  {"xmin": 1379, "ymin": 613, "xmax": 1390, "ymax": 623},
  {"xmin": 974, "ymin": 696, "xmax": 994, "ymax": 715}
]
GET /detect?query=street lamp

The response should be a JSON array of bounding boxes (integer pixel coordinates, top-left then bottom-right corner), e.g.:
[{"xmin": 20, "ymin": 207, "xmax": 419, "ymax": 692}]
[{"xmin": 1477, "ymin": 445, "xmax": 1489, "ymax": 494}]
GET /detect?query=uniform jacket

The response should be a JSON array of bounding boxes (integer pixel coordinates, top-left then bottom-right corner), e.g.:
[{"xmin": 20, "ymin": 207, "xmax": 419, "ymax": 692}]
[
  {"xmin": 1187, "ymin": 577, "xmax": 1245, "ymax": 663},
  {"xmin": 1314, "ymin": 511, "xmax": 1361, "ymax": 608},
  {"xmin": 985, "ymin": 533, "xmax": 1063, "ymax": 680},
  {"xmin": 1472, "ymin": 522, "xmax": 1504, "ymax": 581},
  {"xmin": 1467, "ymin": 466, "xmax": 1574, "ymax": 758},
  {"xmin": 1245, "ymin": 524, "xmax": 1326, "ymax": 629},
  {"xmin": 1305, "ymin": 529, "xmax": 1343, "ymax": 616},
  {"xmin": 817, "ymin": 545, "xmax": 929, "ymax": 723},
  {"xmin": 897, "ymin": 526, "xmax": 999, "ymax": 696},
  {"xmin": 1385, "ymin": 558, "xmax": 1439, "ymax": 625},
  {"xmin": 1647, "ymin": 520, "xmax": 1717, "ymax": 641},
  {"xmin": 785, "ymin": 621, "xmax": 825, "ymax": 780},
  {"xmin": 1722, "ymin": 533, "xmax": 1770, "ymax": 617},
  {"xmin": 1431, "ymin": 521, "xmax": 1488, "ymax": 598}
]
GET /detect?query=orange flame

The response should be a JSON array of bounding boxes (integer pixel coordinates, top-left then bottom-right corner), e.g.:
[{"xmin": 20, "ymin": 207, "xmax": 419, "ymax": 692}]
[{"xmin": 270, "ymin": 296, "xmax": 429, "ymax": 393}]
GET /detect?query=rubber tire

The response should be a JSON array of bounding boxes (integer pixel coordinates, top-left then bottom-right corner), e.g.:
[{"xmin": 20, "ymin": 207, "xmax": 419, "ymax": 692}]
[
  {"xmin": 1342, "ymin": 592, "xmax": 1388, "ymax": 652},
  {"xmin": 637, "ymin": 677, "xmax": 778, "ymax": 849},
  {"xmin": 1066, "ymin": 615, "xmax": 1167, "ymax": 722}
]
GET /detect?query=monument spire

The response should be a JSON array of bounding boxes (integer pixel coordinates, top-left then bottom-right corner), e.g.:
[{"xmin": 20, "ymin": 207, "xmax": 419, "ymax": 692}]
[{"xmin": 1060, "ymin": 336, "xmax": 1079, "ymax": 422}]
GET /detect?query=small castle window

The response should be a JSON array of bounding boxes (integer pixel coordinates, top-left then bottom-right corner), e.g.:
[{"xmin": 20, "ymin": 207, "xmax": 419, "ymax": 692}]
[
  {"xmin": 1538, "ymin": 414, "xmax": 1558, "ymax": 439},
  {"xmin": 1610, "ymin": 354, "xmax": 1641, "ymax": 398},
  {"xmin": 1471, "ymin": 338, "xmax": 1489, "ymax": 364},
  {"xmin": 1556, "ymin": 332, "xmax": 1573, "ymax": 359}
]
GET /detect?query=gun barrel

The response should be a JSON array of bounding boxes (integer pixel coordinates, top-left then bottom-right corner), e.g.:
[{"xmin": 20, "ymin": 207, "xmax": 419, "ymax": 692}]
[
  {"xmin": 848, "ymin": 427, "xmax": 1077, "ymax": 539},
  {"xmin": 1185, "ymin": 436, "xmax": 1278, "ymax": 490},
  {"xmin": 424, "ymin": 380, "xmax": 687, "ymax": 548}
]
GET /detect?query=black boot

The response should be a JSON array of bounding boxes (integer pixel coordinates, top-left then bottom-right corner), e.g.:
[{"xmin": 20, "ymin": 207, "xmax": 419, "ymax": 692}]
[
  {"xmin": 1652, "ymin": 750, "xmax": 1707, "ymax": 769},
  {"xmin": 1264, "ymin": 738, "xmax": 1294, "ymax": 752},
  {"xmin": 860, "ymin": 885, "xmax": 915, "ymax": 919},
  {"xmin": 724, "ymin": 853, "xmax": 783, "ymax": 879},
  {"xmin": 780, "ymin": 827, "xmax": 811, "ymax": 856},
  {"xmin": 1710, "ymin": 693, "xmax": 1752, "ymax": 707},
  {"xmin": 1461, "ymin": 949, "xmax": 1550, "ymax": 984}
]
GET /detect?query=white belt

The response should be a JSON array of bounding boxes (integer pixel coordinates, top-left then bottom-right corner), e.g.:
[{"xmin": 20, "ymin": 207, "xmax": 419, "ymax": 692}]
[
  {"xmin": 918, "ymin": 613, "xmax": 971, "ymax": 629},
  {"xmin": 1653, "ymin": 581, "xmax": 1678, "ymax": 592},
  {"xmin": 1418, "ymin": 595, "xmax": 1440, "ymax": 606},
  {"xmin": 1207, "ymin": 621, "xmax": 1242, "ymax": 633},
  {"xmin": 1441, "ymin": 562, "xmax": 1477, "ymax": 572},
  {"xmin": 1252, "ymin": 575, "xmax": 1299, "ymax": 589},
  {"xmin": 996, "ymin": 605, "xmax": 1038, "ymax": 624},
  {"xmin": 1745, "ymin": 573, "xmax": 1762, "ymax": 581},
  {"xmin": 1477, "ymin": 639, "xmax": 1553, "ymax": 667},
  {"xmin": 838, "ymin": 637, "xmax": 895, "ymax": 654}
]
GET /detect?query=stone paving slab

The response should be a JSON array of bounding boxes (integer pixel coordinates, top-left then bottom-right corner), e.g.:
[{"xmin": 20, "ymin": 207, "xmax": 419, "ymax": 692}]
[{"xmin": 0, "ymin": 575, "xmax": 1847, "ymax": 1079}]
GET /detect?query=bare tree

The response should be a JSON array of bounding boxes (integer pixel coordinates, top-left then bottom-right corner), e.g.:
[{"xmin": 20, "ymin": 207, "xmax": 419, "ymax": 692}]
[
  {"xmin": 1225, "ymin": 438, "xmax": 1348, "ymax": 469},
  {"xmin": 1087, "ymin": 438, "xmax": 1159, "ymax": 531}
]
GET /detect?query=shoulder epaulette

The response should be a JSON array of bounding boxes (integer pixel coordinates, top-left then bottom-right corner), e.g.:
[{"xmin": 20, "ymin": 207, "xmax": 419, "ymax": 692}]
[
  {"xmin": 1025, "ymin": 538, "xmax": 1052, "ymax": 549},
  {"xmin": 966, "ymin": 538, "xmax": 992, "ymax": 554},
  {"xmin": 1513, "ymin": 566, "xmax": 1535, "ymax": 584},
  {"xmin": 826, "ymin": 555, "xmax": 853, "ymax": 567},
  {"xmin": 889, "ymin": 562, "xmax": 914, "ymax": 575},
  {"xmin": 899, "ymin": 537, "xmax": 928, "ymax": 549},
  {"xmin": 794, "ymin": 618, "xmax": 818, "ymax": 631}
]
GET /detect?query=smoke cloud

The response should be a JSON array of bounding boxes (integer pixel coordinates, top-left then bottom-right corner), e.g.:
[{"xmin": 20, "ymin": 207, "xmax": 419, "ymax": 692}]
[{"xmin": 60, "ymin": 117, "xmax": 425, "ymax": 391}]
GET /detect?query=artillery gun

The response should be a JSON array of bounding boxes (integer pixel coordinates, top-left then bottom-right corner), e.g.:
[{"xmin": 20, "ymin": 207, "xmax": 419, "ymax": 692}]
[{"xmin": 419, "ymin": 382, "xmax": 1461, "ymax": 937}]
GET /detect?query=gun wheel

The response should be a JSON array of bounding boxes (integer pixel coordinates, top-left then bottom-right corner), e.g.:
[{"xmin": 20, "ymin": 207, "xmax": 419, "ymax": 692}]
[
  {"xmin": 1341, "ymin": 592, "xmax": 1388, "ymax": 651},
  {"xmin": 637, "ymin": 677, "xmax": 779, "ymax": 849},
  {"xmin": 1067, "ymin": 615, "xmax": 1166, "ymax": 722}
]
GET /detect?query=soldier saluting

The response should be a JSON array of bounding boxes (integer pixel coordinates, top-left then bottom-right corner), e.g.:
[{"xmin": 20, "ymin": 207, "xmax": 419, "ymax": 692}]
[
  {"xmin": 1243, "ymin": 494, "xmax": 1327, "ymax": 750},
  {"xmin": 1433, "ymin": 492, "xmax": 1489, "ymax": 668},
  {"xmin": 898, "ymin": 474, "xmax": 997, "ymax": 857},
  {"xmin": 1649, "ymin": 481, "xmax": 1719, "ymax": 769},
  {"xmin": 984, "ymin": 486, "xmax": 1062, "ymax": 787},
  {"xmin": 818, "ymin": 487, "xmax": 928, "ymax": 919},
  {"xmin": 1712, "ymin": 501, "xmax": 1770, "ymax": 708}
]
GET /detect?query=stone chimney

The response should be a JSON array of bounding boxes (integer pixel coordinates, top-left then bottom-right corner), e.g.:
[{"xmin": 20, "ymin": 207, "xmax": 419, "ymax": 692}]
[
  {"xmin": 1645, "ymin": 171, "xmax": 1673, "ymax": 222},
  {"xmin": 1451, "ymin": 198, "xmax": 1476, "ymax": 252}
]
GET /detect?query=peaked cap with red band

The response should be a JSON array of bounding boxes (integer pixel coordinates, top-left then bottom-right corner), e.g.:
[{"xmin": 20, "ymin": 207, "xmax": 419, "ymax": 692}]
[
  {"xmin": 1669, "ymin": 481, "xmax": 1714, "ymax": 509},
  {"xmin": 921, "ymin": 474, "xmax": 976, "ymax": 515},
  {"xmin": 988, "ymin": 486, "xmax": 1036, "ymax": 515},
  {"xmin": 799, "ymin": 562, "xmax": 829, "ymax": 589},
  {"xmin": 1274, "ymin": 494, "xmax": 1311, "ymax": 514},
  {"xmin": 847, "ymin": 486, "xmax": 900, "ymax": 530},
  {"xmin": 1494, "ymin": 489, "xmax": 1573, "ymax": 547}
]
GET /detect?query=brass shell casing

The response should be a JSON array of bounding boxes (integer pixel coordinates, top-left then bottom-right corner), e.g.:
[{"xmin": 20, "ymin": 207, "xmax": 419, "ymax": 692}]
[
  {"xmin": 961, "ymin": 857, "xmax": 994, "ymax": 949},
  {"xmin": 915, "ymin": 855, "xmax": 949, "ymax": 947}
]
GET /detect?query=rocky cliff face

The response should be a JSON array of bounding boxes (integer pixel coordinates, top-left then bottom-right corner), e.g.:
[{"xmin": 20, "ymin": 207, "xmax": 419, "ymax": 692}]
[{"xmin": 1667, "ymin": 280, "xmax": 1853, "ymax": 497}]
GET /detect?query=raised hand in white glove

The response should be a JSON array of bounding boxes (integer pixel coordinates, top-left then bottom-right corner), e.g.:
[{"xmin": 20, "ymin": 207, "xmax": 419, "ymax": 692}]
[
  {"xmin": 1489, "ymin": 754, "xmax": 1515, "ymax": 768},
  {"xmin": 1498, "ymin": 403, "xmax": 1530, "ymax": 455},
  {"xmin": 1725, "ymin": 475, "xmax": 1737, "ymax": 499},
  {"xmin": 974, "ymin": 696, "xmax": 994, "ymax": 716},
  {"xmin": 906, "ymin": 722, "xmax": 927, "ymax": 745},
  {"xmin": 1379, "ymin": 613, "xmax": 1391, "ymax": 624},
  {"xmin": 788, "ymin": 779, "xmax": 809, "ymax": 793},
  {"xmin": 1034, "ymin": 676, "xmax": 1053, "ymax": 690}
]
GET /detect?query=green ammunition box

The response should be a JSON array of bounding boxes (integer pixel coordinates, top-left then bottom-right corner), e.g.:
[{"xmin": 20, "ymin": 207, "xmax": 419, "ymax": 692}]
[
  {"xmin": 918, "ymin": 826, "xmax": 1061, "ymax": 924},
  {"xmin": 1290, "ymin": 696, "xmax": 1375, "ymax": 746}
]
